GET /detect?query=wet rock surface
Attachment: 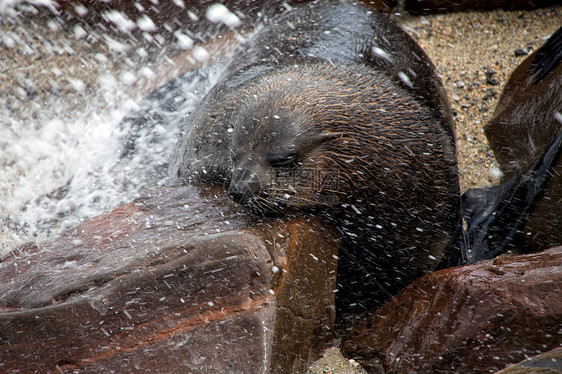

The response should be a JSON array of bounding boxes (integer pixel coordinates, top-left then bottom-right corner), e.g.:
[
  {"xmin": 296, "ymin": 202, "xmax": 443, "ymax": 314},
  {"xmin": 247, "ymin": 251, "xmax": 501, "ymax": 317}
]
[
  {"xmin": 0, "ymin": 185, "xmax": 339, "ymax": 373},
  {"xmin": 342, "ymin": 247, "xmax": 562, "ymax": 374}
]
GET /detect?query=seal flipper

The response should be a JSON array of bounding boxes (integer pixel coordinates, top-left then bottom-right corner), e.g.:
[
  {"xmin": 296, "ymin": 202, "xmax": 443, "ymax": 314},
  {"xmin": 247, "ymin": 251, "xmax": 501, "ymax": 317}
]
[
  {"xmin": 529, "ymin": 26, "xmax": 562, "ymax": 85},
  {"xmin": 439, "ymin": 130, "xmax": 562, "ymax": 268}
]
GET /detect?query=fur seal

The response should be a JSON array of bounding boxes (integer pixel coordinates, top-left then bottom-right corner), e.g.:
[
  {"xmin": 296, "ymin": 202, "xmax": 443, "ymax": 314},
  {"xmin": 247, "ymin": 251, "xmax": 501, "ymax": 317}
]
[{"xmin": 170, "ymin": 0, "xmax": 461, "ymax": 317}]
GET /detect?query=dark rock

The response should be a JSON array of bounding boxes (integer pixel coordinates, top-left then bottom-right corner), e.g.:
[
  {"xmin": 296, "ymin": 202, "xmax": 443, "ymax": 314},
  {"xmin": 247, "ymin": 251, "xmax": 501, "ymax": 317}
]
[
  {"xmin": 514, "ymin": 48, "xmax": 528, "ymax": 56},
  {"xmin": 342, "ymin": 247, "xmax": 562, "ymax": 374},
  {"xmin": 0, "ymin": 184, "xmax": 339, "ymax": 373},
  {"xmin": 484, "ymin": 27, "xmax": 562, "ymax": 252},
  {"xmin": 495, "ymin": 348, "xmax": 562, "ymax": 373}
]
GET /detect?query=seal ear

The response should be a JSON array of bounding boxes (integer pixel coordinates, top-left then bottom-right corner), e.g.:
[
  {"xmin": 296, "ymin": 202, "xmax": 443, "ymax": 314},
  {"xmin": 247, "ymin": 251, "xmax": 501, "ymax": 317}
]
[
  {"xmin": 299, "ymin": 131, "xmax": 347, "ymax": 152},
  {"xmin": 313, "ymin": 132, "xmax": 347, "ymax": 144}
]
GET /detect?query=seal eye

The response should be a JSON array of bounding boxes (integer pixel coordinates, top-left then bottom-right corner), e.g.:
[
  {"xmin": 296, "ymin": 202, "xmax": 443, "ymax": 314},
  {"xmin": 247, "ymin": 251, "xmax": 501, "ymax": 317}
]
[{"xmin": 267, "ymin": 151, "xmax": 297, "ymax": 168}]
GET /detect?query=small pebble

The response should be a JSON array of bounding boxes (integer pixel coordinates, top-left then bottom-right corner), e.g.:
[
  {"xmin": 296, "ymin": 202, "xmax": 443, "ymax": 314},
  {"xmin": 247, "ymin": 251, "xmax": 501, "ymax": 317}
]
[
  {"xmin": 455, "ymin": 80, "xmax": 466, "ymax": 89},
  {"xmin": 485, "ymin": 70, "xmax": 499, "ymax": 86}
]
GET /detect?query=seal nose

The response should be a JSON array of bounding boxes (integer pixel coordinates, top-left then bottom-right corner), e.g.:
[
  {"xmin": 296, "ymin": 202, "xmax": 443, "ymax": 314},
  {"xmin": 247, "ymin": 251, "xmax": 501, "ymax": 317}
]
[{"xmin": 228, "ymin": 168, "xmax": 263, "ymax": 204}]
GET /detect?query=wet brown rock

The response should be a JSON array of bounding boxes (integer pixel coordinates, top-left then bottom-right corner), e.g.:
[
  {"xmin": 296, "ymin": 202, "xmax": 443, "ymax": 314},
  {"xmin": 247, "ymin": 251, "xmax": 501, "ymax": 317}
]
[
  {"xmin": 484, "ymin": 36, "xmax": 562, "ymax": 252},
  {"xmin": 342, "ymin": 247, "xmax": 562, "ymax": 374},
  {"xmin": 0, "ymin": 184, "xmax": 339, "ymax": 373}
]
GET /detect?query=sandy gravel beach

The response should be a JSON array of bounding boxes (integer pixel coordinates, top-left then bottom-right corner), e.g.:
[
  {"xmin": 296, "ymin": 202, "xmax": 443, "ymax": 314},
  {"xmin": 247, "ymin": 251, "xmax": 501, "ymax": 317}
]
[{"xmin": 1, "ymin": 3, "xmax": 561, "ymax": 373}]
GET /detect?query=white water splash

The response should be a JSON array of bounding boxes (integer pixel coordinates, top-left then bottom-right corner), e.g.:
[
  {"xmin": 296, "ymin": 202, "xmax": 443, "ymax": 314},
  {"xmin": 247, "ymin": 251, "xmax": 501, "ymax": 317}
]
[
  {"xmin": 0, "ymin": 0, "xmax": 58, "ymax": 15},
  {"xmin": 206, "ymin": 3, "xmax": 241, "ymax": 28},
  {"xmin": 1, "ymin": 53, "xmax": 226, "ymax": 256},
  {"xmin": 0, "ymin": 79, "xmax": 136, "ymax": 252}
]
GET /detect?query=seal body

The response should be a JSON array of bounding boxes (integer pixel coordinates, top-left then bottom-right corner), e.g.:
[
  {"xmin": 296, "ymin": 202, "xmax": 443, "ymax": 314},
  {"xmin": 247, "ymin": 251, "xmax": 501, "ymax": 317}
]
[{"xmin": 171, "ymin": 0, "xmax": 460, "ymax": 316}]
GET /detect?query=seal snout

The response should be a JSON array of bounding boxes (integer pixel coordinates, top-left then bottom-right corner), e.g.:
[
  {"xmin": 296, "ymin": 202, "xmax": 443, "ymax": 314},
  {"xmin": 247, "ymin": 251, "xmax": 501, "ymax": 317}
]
[{"xmin": 228, "ymin": 168, "xmax": 263, "ymax": 205}]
